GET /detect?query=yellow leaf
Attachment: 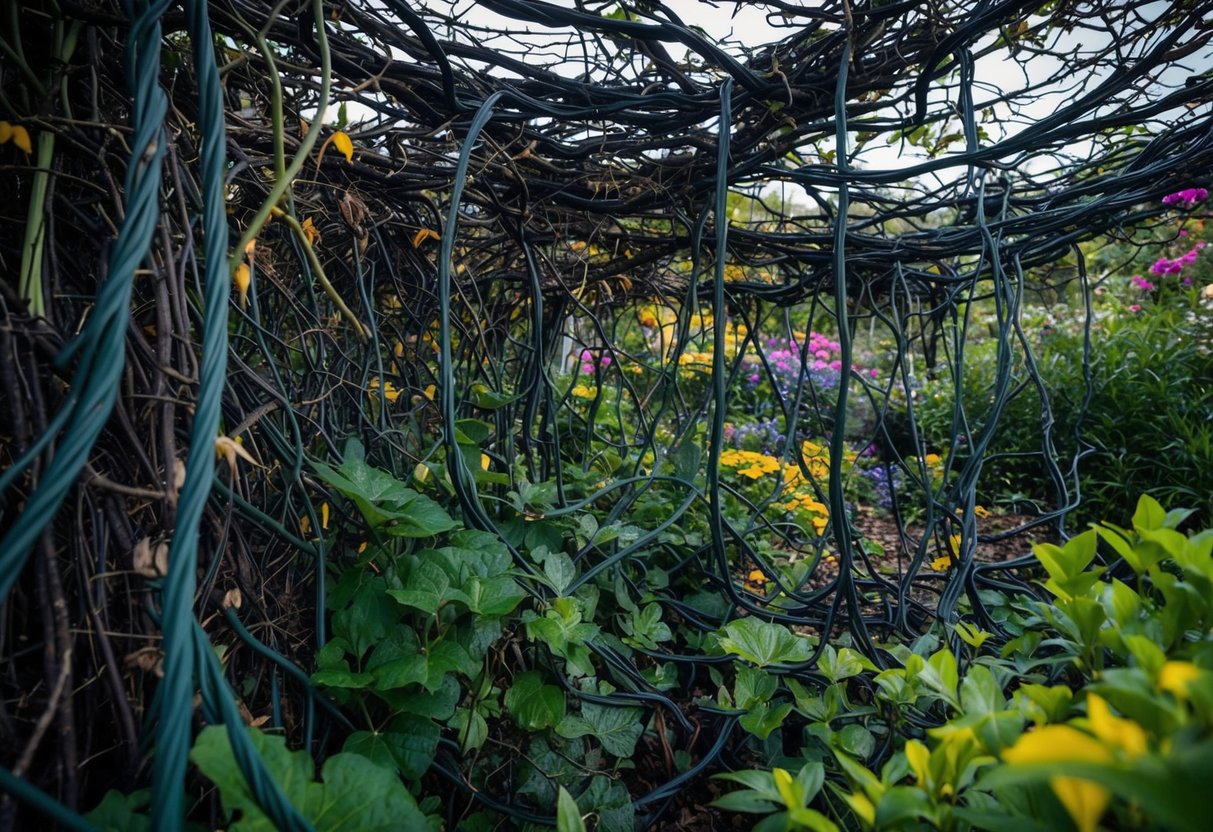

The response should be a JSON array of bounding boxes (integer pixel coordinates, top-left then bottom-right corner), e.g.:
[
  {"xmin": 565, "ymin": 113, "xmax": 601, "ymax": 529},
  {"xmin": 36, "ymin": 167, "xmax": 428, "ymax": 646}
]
[
  {"xmin": 772, "ymin": 768, "xmax": 798, "ymax": 809},
  {"xmin": 0, "ymin": 121, "xmax": 11, "ymax": 144},
  {"xmin": 904, "ymin": 739, "xmax": 930, "ymax": 786},
  {"xmin": 299, "ymin": 515, "xmax": 311, "ymax": 535},
  {"xmin": 10, "ymin": 125, "xmax": 31, "ymax": 154},
  {"xmin": 423, "ymin": 384, "xmax": 436, "ymax": 400},
  {"xmin": 331, "ymin": 130, "xmax": 354, "ymax": 162},
  {"xmin": 1002, "ymin": 725, "xmax": 1113, "ymax": 766},
  {"xmin": 232, "ymin": 263, "xmax": 251, "ymax": 307},
  {"xmin": 1159, "ymin": 660, "xmax": 1200, "ymax": 697},
  {"xmin": 320, "ymin": 501, "xmax": 330, "ymax": 530},
  {"xmin": 480, "ymin": 453, "xmax": 491, "ymax": 471},
  {"xmin": 412, "ymin": 228, "xmax": 440, "ymax": 248},
  {"xmin": 1049, "ymin": 776, "xmax": 1109, "ymax": 832},
  {"xmin": 215, "ymin": 435, "xmax": 260, "ymax": 476},
  {"xmin": 1085, "ymin": 694, "xmax": 1147, "ymax": 758}
]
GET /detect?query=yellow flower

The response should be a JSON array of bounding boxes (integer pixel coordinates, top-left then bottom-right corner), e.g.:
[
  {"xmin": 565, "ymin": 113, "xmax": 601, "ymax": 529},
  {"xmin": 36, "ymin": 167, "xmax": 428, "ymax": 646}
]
[
  {"xmin": 571, "ymin": 384, "xmax": 597, "ymax": 399},
  {"xmin": 947, "ymin": 534, "xmax": 961, "ymax": 557},
  {"xmin": 480, "ymin": 453, "xmax": 491, "ymax": 471},
  {"xmin": 974, "ymin": 504, "xmax": 991, "ymax": 518},
  {"xmin": 1158, "ymin": 661, "xmax": 1200, "ymax": 698},
  {"xmin": 1085, "ymin": 694, "xmax": 1147, "ymax": 758},
  {"xmin": 1049, "ymin": 776, "xmax": 1109, "ymax": 832},
  {"xmin": 930, "ymin": 555, "xmax": 952, "ymax": 572},
  {"xmin": 232, "ymin": 263, "xmax": 251, "ymax": 307},
  {"xmin": 301, "ymin": 216, "xmax": 320, "ymax": 246},
  {"xmin": 1002, "ymin": 725, "xmax": 1114, "ymax": 766},
  {"xmin": 923, "ymin": 453, "xmax": 942, "ymax": 466},
  {"xmin": 369, "ymin": 377, "xmax": 401, "ymax": 403}
]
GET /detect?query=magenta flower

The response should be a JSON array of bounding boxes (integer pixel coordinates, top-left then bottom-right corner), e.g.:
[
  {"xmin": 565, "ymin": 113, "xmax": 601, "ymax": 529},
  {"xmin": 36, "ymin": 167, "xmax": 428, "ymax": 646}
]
[
  {"xmin": 1162, "ymin": 187, "xmax": 1208, "ymax": 207},
  {"xmin": 1128, "ymin": 304, "xmax": 1142, "ymax": 312},
  {"xmin": 1130, "ymin": 275, "xmax": 1155, "ymax": 292}
]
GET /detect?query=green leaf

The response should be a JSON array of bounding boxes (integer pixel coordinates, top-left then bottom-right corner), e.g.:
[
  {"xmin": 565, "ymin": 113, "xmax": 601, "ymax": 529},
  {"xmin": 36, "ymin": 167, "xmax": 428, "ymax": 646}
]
[
  {"xmin": 190, "ymin": 725, "xmax": 428, "ymax": 831},
  {"xmin": 311, "ymin": 669, "xmax": 374, "ymax": 689},
  {"xmin": 835, "ymin": 723, "xmax": 876, "ymax": 759},
  {"xmin": 387, "ymin": 559, "xmax": 468, "ymax": 615},
  {"xmin": 734, "ymin": 666, "xmax": 779, "ymax": 710},
  {"xmin": 1133, "ymin": 494, "xmax": 1166, "ymax": 532},
  {"xmin": 464, "ymin": 575, "xmax": 526, "ymax": 616},
  {"xmin": 343, "ymin": 720, "xmax": 439, "ymax": 779},
  {"xmin": 373, "ymin": 640, "xmax": 478, "ymax": 692},
  {"xmin": 557, "ymin": 787, "xmax": 588, "ymax": 832},
  {"xmin": 85, "ymin": 789, "xmax": 150, "ymax": 832},
  {"xmin": 581, "ymin": 776, "xmax": 635, "ymax": 832},
  {"xmin": 543, "ymin": 550, "xmax": 577, "ymax": 595},
  {"xmin": 738, "ymin": 702, "xmax": 793, "ymax": 740},
  {"xmin": 717, "ymin": 617, "xmax": 813, "ymax": 667},
  {"xmin": 505, "ymin": 671, "xmax": 566, "ymax": 731},
  {"xmin": 557, "ymin": 702, "xmax": 644, "ymax": 756}
]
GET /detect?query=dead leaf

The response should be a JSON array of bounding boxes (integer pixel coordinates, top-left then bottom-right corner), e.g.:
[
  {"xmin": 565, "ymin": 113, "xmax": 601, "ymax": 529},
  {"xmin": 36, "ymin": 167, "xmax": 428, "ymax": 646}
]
[
  {"xmin": 124, "ymin": 647, "xmax": 165, "ymax": 677},
  {"xmin": 223, "ymin": 588, "xmax": 243, "ymax": 610},
  {"xmin": 412, "ymin": 228, "xmax": 440, "ymax": 248},
  {"xmin": 133, "ymin": 537, "xmax": 169, "ymax": 577},
  {"xmin": 215, "ymin": 435, "xmax": 260, "ymax": 476}
]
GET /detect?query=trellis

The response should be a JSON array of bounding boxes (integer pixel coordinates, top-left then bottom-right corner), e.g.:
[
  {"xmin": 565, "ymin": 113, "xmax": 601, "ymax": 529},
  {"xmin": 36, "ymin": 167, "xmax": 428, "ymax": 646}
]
[{"xmin": 1, "ymin": 0, "xmax": 1212, "ymax": 827}]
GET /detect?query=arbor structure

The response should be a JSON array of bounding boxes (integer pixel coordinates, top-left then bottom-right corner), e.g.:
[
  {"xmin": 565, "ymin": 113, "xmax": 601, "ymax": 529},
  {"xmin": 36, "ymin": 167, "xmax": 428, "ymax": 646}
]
[{"xmin": 1, "ymin": 0, "xmax": 1212, "ymax": 828}]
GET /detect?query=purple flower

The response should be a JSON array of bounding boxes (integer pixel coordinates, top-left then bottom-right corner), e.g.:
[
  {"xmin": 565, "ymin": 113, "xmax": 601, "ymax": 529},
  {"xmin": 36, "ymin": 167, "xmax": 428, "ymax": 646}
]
[
  {"xmin": 1162, "ymin": 187, "xmax": 1209, "ymax": 208},
  {"xmin": 1130, "ymin": 275, "xmax": 1155, "ymax": 292}
]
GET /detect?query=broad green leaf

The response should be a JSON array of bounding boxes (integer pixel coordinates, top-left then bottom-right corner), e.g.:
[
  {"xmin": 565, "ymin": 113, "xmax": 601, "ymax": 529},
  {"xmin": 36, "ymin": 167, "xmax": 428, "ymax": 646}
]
[
  {"xmin": 387, "ymin": 559, "xmax": 468, "ymax": 615},
  {"xmin": 1132, "ymin": 494, "xmax": 1166, "ymax": 532},
  {"xmin": 343, "ymin": 719, "xmax": 439, "ymax": 778},
  {"xmin": 190, "ymin": 725, "xmax": 428, "ymax": 831},
  {"xmin": 557, "ymin": 702, "xmax": 644, "ymax": 756},
  {"xmin": 373, "ymin": 640, "xmax": 477, "ymax": 692},
  {"xmin": 543, "ymin": 551, "xmax": 577, "ymax": 595},
  {"xmin": 464, "ymin": 575, "xmax": 526, "ymax": 616},
  {"xmin": 85, "ymin": 789, "xmax": 151, "ymax": 832},
  {"xmin": 734, "ymin": 666, "xmax": 778, "ymax": 710},
  {"xmin": 717, "ymin": 617, "xmax": 813, "ymax": 667},
  {"xmin": 581, "ymin": 775, "xmax": 634, "ymax": 832},
  {"xmin": 505, "ymin": 671, "xmax": 566, "ymax": 731},
  {"xmin": 739, "ymin": 702, "xmax": 793, "ymax": 740}
]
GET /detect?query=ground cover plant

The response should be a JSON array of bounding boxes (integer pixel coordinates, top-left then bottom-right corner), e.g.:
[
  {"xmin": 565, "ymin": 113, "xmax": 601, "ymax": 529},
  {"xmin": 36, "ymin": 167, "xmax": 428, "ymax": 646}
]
[{"xmin": 1, "ymin": 1, "xmax": 1213, "ymax": 831}]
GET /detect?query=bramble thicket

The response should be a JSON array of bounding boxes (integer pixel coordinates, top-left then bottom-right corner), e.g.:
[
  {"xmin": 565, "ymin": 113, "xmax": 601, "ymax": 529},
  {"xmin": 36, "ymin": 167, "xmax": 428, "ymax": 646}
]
[{"xmin": 1, "ymin": 1, "xmax": 1212, "ymax": 831}]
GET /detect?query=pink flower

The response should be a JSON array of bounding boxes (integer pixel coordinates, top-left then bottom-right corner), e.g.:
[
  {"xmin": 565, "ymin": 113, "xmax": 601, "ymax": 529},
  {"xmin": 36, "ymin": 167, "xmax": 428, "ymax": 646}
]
[
  {"xmin": 1128, "ymin": 304, "xmax": 1142, "ymax": 312},
  {"xmin": 582, "ymin": 363, "xmax": 594, "ymax": 374},
  {"xmin": 1180, "ymin": 229, "xmax": 1189, "ymax": 237},
  {"xmin": 599, "ymin": 355, "xmax": 612, "ymax": 367},
  {"xmin": 869, "ymin": 368, "xmax": 879, "ymax": 378},
  {"xmin": 1162, "ymin": 187, "xmax": 1209, "ymax": 207}
]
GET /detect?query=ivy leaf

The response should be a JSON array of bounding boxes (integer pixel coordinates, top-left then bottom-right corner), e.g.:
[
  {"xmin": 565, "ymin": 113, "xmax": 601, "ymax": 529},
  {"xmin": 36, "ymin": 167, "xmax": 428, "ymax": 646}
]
[
  {"xmin": 581, "ymin": 776, "xmax": 635, "ymax": 832},
  {"xmin": 738, "ymin": 702, "xmax": 793, "ymax": 740},
  {"xmin": 387, "ymin": 559, "xmax": 469, "ymax": 615},
  {"xmin": 557, "ymin": 702, "xmax": 644, "ymax": 757},
  {"xmin": 373, "ymin": 639, "xmax": 478, "ymax": 692},
  {"xmin": 464, "ymin": 575, "xmax": 526, "ymax": 616},
  {"xmin": 717, "ymin": 618, "xmax": 813, "ymax": 667},
  {"xmin": 85, "ymin": 789, "xmax": 151, "ymax": 832},
  {"xmin": 190, "ymin": 725, "xmax": 428, "ymax": 831},
  {"xmin": 343, "ymin": 719, "xmax": 439, "ymax": 779},
  {"xmin": 505, "ymin": 670, "xmax": 566, "ymax": 731}
]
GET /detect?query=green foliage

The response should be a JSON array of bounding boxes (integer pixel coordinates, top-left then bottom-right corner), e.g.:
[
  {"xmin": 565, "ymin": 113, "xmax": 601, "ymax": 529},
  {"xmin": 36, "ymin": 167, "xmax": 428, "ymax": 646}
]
[
  {"xmin": 712, "ymin": 495, "xmax": 1213, "ymax": 832},
  {"xmin": 189, "ymin": 726, "xmax": 431, "ymax": 831}
]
